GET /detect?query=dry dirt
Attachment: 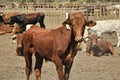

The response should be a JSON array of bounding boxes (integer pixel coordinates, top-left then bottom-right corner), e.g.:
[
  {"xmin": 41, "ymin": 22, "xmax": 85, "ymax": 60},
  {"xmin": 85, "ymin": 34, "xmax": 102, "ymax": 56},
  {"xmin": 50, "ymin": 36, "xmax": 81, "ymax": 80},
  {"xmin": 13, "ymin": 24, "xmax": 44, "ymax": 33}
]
[{"xmin": 0, "ymin": 33, "xmax": 120, "ymax": 80}]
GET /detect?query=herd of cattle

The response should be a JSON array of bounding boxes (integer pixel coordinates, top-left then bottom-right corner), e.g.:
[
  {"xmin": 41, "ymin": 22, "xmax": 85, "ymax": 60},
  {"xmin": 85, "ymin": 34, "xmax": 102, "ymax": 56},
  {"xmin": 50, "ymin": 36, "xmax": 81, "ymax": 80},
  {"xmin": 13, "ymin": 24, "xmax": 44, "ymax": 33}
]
[{"xmin": 0, "ymin": 11, "xmax": 119, "ymax": 80}]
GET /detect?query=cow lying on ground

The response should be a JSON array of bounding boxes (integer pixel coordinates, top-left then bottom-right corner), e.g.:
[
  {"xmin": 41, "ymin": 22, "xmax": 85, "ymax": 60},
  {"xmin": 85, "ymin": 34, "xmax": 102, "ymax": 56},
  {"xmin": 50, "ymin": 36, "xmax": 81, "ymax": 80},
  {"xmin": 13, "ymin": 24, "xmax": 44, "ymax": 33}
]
[
  {"xmin": 0, "ymin": 24, "xmax": 14, "ymax": 34},
  {"xmin": 85, "ymin": 33, "xmax": 115, "ymax": 56},
  {"xmin": 86, "ymin": 20, "xmax": 120, "ymax": 47}
]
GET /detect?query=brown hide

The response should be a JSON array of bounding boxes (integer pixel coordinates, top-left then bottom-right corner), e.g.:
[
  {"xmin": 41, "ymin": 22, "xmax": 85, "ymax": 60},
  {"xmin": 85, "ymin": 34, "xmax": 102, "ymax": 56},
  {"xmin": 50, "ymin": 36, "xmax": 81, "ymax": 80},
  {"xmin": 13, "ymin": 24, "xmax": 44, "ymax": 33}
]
[
  {"xmin": 0, "ymin": 24, "xmax": 14, "ymax": 34},
  {"xmin": 0, "ymin": 30, "xmax": 5, "ymax": 35},
  {"xmin": 23, "ymin": 12, "xmax": 86, "ymax": 80},
  {"xmin": 85, "ymin": 34, "xmax": 114, "ymax": 56},
  {"xmin": 97, "ymin": 40, "xmax": 114, "ymax": 55},
  {"xmin": 16, "ymin": 34, "xmax": 24, "ymax": 56},
  {"xmin": 12, "ymin": 24, "xmax": 22, "ymax": 34}
]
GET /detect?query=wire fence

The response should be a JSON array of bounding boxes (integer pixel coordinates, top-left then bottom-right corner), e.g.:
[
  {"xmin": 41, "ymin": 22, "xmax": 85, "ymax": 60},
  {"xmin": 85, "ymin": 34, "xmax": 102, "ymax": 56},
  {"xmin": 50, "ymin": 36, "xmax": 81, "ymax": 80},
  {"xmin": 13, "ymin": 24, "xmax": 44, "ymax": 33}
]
[{"xmin": 0, "ymin": 2, "xmax": 120, "ymax": 28}]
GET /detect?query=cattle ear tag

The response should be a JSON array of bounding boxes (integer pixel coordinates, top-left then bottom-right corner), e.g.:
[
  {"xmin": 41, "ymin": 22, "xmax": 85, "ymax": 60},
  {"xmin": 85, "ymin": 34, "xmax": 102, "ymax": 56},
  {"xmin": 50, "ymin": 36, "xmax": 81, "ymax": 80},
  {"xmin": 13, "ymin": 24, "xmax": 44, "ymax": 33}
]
[{"xmin": 66, "ymin": 24, "xmax": 71, "ymax": 29}]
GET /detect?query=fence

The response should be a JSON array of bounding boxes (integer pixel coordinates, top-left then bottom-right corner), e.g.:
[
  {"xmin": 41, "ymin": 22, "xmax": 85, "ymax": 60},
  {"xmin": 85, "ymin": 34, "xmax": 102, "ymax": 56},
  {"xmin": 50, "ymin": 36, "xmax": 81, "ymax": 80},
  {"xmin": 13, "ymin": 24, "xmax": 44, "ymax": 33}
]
[{"xmin": 0, "ymin": 3, "xmax": 120, "ymax": 28}]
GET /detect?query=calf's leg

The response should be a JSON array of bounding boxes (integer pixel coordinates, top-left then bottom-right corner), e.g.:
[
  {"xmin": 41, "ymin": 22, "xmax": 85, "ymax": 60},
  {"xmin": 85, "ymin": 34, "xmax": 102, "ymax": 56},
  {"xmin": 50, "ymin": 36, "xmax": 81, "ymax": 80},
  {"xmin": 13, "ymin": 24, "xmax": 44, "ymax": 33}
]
[
  {"xmin": 64, "ymin": 60, "xmax": 73, "ymax": 80},
  {"xmin": 52, "ymin": 55, "xmax": 64, "ymax": 80},
  {"xmin": 108, "ymin": 43, "xmax": 115, "ymax": 55},
  {"xmin": 34, "ymin": 53, "xmax": 43, "ymax": 80},
  {"xmin": 24, "ymin": 53, "xmax": 32, "ymax": 80}
]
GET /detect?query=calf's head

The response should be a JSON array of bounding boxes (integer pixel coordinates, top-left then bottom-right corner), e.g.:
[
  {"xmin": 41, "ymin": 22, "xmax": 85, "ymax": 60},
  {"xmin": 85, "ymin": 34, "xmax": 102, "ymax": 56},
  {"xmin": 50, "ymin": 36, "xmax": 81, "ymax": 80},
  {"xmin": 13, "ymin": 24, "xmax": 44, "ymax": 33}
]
[
  {"xmin": 88, "ymin": 34, "xmax": 98, "ymax": 47},
  {"xmin": 67, "ymin": 12, "xmax": 86, "ymax": 42}
]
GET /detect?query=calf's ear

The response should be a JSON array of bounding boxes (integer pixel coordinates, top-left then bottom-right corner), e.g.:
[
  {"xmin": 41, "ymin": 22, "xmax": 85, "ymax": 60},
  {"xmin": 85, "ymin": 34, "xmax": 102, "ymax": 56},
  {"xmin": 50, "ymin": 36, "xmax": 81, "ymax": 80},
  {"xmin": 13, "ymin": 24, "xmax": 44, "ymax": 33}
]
[{"xmin": 62, "ymin": 18, "xmax": 73, "ymax": 26}]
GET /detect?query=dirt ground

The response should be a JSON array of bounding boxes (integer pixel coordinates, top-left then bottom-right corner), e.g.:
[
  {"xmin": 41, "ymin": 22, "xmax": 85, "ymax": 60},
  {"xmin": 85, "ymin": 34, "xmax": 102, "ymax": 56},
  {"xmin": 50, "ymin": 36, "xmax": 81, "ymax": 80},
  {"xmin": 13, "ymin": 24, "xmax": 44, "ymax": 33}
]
[{"xmin": 0, "ymin": 33, "xmax": 120, "ymax": 80}]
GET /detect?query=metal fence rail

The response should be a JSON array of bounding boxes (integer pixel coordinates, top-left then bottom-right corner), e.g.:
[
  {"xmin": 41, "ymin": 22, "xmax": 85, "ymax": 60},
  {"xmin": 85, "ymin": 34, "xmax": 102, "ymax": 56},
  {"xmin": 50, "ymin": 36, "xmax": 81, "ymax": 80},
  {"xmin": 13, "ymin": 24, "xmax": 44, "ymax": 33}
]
[{"xmin": 0, "ymin": 3, "xmax": 120, "ymax": 28}]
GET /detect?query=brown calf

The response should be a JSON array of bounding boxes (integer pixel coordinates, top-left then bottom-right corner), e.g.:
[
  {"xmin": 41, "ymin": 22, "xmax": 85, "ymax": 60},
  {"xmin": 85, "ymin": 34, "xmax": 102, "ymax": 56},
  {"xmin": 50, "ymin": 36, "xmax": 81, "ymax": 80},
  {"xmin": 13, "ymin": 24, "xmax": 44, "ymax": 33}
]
[
  {"xmin": 85, "ymin": 34, "xmax": 115, "ymax": 56},
  {"xmin": 22, "ymin": 12, "xmax": 86, "ymax": 80}
]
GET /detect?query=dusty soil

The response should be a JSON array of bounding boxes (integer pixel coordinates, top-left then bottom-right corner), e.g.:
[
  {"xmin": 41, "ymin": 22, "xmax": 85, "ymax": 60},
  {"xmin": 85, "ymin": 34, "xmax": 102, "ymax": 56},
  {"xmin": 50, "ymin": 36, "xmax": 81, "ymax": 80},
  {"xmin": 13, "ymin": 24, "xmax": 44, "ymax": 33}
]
[{"xmin": 0, "ymin": 33, "xmax": 120, "ymax": 80}]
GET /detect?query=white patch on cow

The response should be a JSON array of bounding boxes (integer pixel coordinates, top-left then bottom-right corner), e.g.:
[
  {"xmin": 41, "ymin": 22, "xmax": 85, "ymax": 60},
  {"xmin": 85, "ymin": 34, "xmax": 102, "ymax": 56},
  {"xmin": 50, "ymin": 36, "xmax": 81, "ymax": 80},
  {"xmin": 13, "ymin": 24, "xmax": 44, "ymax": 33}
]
[
  {"xmin": 98, "ymin": 38, "xmax": 101, "ymax": 41},
  {"xmin": 84, "ymin": 37, "xmax": 90, "ymax": 42},
  {"xmin": 12, "ymin": 39, "xmax": 16, "ymax": 44},
  {"xmin": 26, "ymin": 24, "xmax": 33, "ymax": 31},
  {"xmin": 114, "ymin": 4, "xmax": 120, "ymax": 9},
  {"xmin": 12, "ymin": 34, "xmax": 17, "ymax": 44},
  {"xmin": 12, "ymin": 34, "xmax": 17, "ymax": 38},
  {"xmin": 65, "ymin": 13, "xmax": 69, "ymax": 19},
  {"xmin": 66, "ymin": 24, "xmax": 71, "ymax": 29}
]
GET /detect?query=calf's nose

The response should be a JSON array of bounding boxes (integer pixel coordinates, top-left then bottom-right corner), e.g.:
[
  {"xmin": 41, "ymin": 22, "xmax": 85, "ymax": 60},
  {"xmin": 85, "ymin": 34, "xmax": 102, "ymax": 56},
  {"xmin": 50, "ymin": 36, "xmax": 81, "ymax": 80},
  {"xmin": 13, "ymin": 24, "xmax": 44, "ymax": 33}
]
[
  {"xmin": 75, "ymin": 37, "xmax": 83, "ymax": 42},
  {"xmin": 92, "ymin": 43, "xmax": 97, "ymax": 47}
]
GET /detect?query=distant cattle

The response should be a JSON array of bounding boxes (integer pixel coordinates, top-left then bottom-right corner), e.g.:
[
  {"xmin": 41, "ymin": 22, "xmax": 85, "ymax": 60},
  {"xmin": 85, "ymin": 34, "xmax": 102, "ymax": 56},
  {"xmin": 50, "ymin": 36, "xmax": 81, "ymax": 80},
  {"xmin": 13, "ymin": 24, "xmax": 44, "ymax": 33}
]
[
  {"xmin": 12, "ymin": 22, "xmax": 40, "ymax": 35},
  {"xmin": 14, "ymin": 24, "xmax": 40, "ymax": 55},
  {"xmin": 0, "ymin": 12, "xmax": 19, "ymax": 24},
  {"xmin": 22, "ymin": 12, "xmax": 86, "ymax": 80},
  {"xmin": 86, "ymin": 20, "xmax": 120, "ymax": 47},
  {"xmin": 0, "ymin": 24, "xmax": 15, "ymax": 34},
  {"xmin": 9, "ymin": 12, "xmax": 45, "ymax": 32},
  {"xmin": 11, "ymin": 23, "xmax": 22, "ymax": 35},
  {"xmin": 106, "ymin": 5, "xmax": 120, "ymax": 15},
  {"xmin": 85, "ymin": 34, "xmax": 115, "ymax": 56}
]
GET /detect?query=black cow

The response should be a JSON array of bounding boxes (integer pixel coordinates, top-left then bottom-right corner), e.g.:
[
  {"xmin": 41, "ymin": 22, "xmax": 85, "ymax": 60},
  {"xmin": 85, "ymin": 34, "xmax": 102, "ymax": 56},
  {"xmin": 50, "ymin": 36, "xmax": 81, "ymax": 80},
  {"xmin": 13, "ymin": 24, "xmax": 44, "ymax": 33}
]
[
  {"xmin": 9, "ymin": 12, "xmax": 45, "ymax": 31},
  {"xmin": 0, "ymin": 15, "xmax": 4, "ymax": 24},
  {"xmin": 0, "ymin": 12, "xmax": 20, "ymax": 24}
]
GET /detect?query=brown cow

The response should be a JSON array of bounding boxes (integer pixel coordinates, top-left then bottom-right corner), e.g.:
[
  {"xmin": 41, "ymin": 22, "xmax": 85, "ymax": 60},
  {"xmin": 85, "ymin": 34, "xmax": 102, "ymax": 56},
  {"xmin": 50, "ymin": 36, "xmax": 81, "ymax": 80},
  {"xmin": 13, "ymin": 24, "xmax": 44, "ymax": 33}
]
[
  {"xmin": 15, "ymin": 33, "xmax": 35, "ymax": 56},
  {"xmin": 85, "ymin": 34, "xmax": 115, "ymax": 56},
  {"xmin": 0, "ymin": 24, "xmax": 14, "ymax": 34},
  {"xmin": 22, "ymin": 12, "xmax": 86, "ymax": 80},
  {"xmin": 16, "ymin": 33, "xmax": 24, "ymax": 56}
]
